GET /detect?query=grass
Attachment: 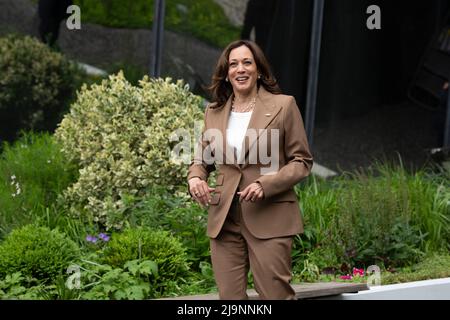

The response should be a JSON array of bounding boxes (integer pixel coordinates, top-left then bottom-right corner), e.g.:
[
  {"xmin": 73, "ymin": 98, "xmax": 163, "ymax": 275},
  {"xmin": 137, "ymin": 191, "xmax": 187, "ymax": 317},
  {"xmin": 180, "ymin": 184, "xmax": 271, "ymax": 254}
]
[
  {"xmin": 294, "ymin": 159, "xmax": 449, "ymax": 272},
  {"xmin": 73, "ymin": 0, "xmax": 241, "ymax": 48},
  {"xmin": 381, "ymin": 253, "xmax": 450, "ymax": 284},
  {"xmin": 0, "ymin": 132, "xmax": 78, "ymax": 239},
  {"xmin": 293, "ymin": 252, "xmax": 450, "ymax": 286}
]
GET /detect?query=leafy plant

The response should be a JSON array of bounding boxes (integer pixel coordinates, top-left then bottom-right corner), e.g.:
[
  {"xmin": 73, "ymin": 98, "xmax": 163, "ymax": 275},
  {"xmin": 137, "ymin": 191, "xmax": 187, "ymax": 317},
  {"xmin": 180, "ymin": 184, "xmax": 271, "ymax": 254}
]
[
  {"xmin": 101, "ymin": 227, "xmax": 190, "ymax": 296},
  {"xmin": 293, "ymin": 259, "xmax": 320, "ymax": 283},
  {"xmin": 127, "ymin": 187, "xmax": 209, "ymax": 270},
  {"xmin": 295, "ymin": 159, "xmax": 449, "ymax": 271},
  {"xmin": 55, "ymin": 72, "xmax": 204, "ymax": 230},
  {"xmin": 79, "ymin": 259, "xmax": 157, "ymax": 300},
  {"xmin": 381, "ymin": 253, "xmax": 450, "ymax": 284},
  {"xmin": 0, "ymin": 225, "xmax": 80, "ymax": 282},
  {"xmin": 106, "ymin": 62, "xmax": 147, "ymax": 86},
  {"xmin": 0, "ymin": 272, "xmax": 44, "ymax": 300},
  {"xmin": 0, "ymin": 132, "xmax": 78, "ymax": 239},
  {"xmin": 0, "ymin": 34, "xmax": 82, "ymax": 141}
]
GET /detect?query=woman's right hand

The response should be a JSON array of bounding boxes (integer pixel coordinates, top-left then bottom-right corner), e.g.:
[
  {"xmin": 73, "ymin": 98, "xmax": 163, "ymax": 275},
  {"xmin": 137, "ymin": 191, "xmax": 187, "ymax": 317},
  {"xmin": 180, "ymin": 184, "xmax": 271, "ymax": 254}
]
[{"xmin": 188, "ymin": 177, "xmax": 215, "ymax": 207}]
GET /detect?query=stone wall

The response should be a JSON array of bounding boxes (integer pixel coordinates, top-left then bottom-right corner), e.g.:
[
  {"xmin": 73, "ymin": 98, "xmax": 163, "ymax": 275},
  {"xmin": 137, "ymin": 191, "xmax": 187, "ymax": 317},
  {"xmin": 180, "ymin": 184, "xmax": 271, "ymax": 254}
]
[
  {"xmin": 0, "ymin": 0, "xmax": 221, "ymax": 93},
  {"xmin": 213, "ymin": 0, "xmax": 249, "ymax": 27}
]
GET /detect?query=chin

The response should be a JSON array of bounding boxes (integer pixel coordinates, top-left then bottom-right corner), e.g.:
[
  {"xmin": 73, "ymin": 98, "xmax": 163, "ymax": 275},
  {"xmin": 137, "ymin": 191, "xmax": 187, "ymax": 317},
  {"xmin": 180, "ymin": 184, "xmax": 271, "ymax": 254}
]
[{"xmin": 234, "ymin": 83, "xmax": 255, "ymax": 92}]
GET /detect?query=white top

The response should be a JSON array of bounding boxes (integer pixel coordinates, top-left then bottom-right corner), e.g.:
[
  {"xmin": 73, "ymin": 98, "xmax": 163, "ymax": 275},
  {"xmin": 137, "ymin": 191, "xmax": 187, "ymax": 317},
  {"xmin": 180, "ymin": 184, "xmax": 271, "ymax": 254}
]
[{"xmin": 227, "ymin": 111, "xmax": 253, "ymax": 162}]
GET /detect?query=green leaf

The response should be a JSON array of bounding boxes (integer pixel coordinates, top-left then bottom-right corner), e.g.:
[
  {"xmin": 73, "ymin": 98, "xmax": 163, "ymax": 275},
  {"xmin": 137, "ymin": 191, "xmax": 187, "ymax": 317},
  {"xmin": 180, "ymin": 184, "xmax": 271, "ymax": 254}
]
[{"xmin": 139, "ymin": 260, "xmax": 159, "ymax": 277}]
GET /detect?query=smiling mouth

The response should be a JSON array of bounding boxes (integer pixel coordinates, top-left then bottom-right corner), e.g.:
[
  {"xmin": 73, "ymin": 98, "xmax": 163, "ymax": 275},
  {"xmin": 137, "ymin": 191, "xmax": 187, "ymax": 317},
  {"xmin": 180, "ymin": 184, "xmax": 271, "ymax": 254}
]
[{"xmin": 235, "ymin": 76, "xmax": 249, "ymax": 83}]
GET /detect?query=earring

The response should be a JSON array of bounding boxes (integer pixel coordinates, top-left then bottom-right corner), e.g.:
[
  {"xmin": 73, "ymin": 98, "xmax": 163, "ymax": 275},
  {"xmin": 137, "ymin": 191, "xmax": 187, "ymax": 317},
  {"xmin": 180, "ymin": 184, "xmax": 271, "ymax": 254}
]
[
  {"xmin": 258, "ymin": 74, "xmax": 262, "ymax": 79},
  {"xmin": 225, "ymin": 77, "xmax": 229, "ymax": 82}
]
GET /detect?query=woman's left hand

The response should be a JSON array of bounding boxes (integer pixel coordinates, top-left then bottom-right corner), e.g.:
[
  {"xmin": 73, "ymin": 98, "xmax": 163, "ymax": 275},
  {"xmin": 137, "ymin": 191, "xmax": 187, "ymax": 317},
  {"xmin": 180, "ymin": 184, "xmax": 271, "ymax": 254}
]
[{"xmin": 238, "ymin": 182, "xmax": 264, "ymax": 203}]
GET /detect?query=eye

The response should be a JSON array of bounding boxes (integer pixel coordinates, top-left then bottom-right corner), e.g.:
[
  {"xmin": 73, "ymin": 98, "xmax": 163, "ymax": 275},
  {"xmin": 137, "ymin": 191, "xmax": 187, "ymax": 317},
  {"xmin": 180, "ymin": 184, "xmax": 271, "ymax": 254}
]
[
  {"xmin": 244, "ymin": 60, "xmax": 252, "ymax": 65},
  {"xmin": 229, "ymin": 62, "xmax": 237, "ymax": 68}
]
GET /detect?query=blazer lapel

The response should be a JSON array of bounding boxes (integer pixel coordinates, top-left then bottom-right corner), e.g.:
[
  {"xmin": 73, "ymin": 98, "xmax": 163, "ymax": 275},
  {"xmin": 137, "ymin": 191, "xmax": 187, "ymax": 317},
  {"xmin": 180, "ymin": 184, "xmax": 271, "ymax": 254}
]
[{"xmin": 240, "ymin": 87, "xmax": 281, "ymax": 169}]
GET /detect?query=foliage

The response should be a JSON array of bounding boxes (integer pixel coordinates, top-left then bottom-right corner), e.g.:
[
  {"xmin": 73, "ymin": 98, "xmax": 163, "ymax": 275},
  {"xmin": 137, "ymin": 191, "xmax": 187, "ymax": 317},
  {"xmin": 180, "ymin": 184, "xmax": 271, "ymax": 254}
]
[
  {"xmin": 307, "ymin": 253, "xmax": 450, "ymax": 285},
  {"xmin": 0, "ymin": 34, "xmax": 82, "ymax": 141},
  {"xmin": 0, "ymin": 225, "xmax": 80, "ymax": 282},
  {"xmin": 127, "ymin": 186, "xmax": 210, "ymax": 270},
  {"xmin": 101, "ymin": 227, "xmax": 190, "ymax": 296},
  {"xmin": 0, "ymin": 272, "xmax": 44, "ymax": 300},
  {"xmin": 55, "ymin": 72, "xmax": 204, "ymax": 230},
  {"xmin": 73, "ymin": 0, "xmax": 240, "ymax": 48},
  {"xmin": 381, "ymin": 253, "xmax": 450, "ymax": 284},
  {"xmin": 106, "ymin": 62, "xmax": 147, "ymax": 86},
  {"xmin": 0, "ymin": 132, "xmax": 78, "ymax": 239},
  {"xmin": 295, "ymin": 159, "xmax": 450, "ymax": 270},
  {"xmin": 160, "ymin": 261, "xmax": 217, "ymax": 298},
  {"xmin": 293, "ymin": 259, "xmax": 320, "ymax": 283},
  {"xmin": 37, "ymin": 274, "xmax": 82, "ymax": 300},
  {"xmin": 78, "ymin": 259, "xmax": 157, "ymax": 300}
]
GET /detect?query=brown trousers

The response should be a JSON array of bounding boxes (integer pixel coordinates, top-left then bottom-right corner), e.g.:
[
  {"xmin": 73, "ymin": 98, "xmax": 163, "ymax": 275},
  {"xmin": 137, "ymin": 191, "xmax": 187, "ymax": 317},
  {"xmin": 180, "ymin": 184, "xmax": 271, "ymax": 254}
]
[{"xmin": 210, "ymin": 199, "xmax": 296, "ymax": 300}]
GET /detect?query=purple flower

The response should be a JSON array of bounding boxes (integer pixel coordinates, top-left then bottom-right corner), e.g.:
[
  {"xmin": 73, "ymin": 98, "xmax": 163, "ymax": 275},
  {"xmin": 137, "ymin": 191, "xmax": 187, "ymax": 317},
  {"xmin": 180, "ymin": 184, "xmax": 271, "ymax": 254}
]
[
  {"xmin": 98, "ymin": 233, "xmax": 110, "ymax": 242},
  {"xmin": 86, "ymin": 235, "xmax": 98, "ymax": 243}
]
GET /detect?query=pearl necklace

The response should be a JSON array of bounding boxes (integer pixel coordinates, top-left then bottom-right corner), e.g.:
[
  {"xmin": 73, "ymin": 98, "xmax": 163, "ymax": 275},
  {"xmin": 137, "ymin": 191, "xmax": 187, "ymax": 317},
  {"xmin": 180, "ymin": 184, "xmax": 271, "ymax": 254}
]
[{"xmin": 231, "ymin": 96, "xmax": 256, "ymax": 113}]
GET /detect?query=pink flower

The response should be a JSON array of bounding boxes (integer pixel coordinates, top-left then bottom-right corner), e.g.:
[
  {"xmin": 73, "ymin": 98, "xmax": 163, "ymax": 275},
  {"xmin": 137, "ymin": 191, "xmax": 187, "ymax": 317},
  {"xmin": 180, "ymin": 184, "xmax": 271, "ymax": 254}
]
[
  {"xmin": 352, "ymin": 268, "xmax": 365, "ymax": 277},
  {"xmin": 340, "ymin": 275, "xmax": 353, "ymax": 280}
]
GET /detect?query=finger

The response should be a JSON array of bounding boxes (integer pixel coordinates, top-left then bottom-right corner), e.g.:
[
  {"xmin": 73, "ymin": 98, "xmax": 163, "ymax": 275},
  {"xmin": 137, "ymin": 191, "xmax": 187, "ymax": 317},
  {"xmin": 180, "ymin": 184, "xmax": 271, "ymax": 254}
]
[
  {"xmin": 254, "ymin": 188, "xmax": 263, "ymax": 201},
  {"xmin": 238, "ymin": 188, "xmax": 249, "ymax": 203},
  {"xmin": 251, "ymin": 185, "xmax": 265, "ymax": 201},
  {"xmin": 245, "ymin": 184, "xmax": 255, "ymax": 201},
  {"xmin": 200, "ymin": 183, "xmax": 210, "ymax": 205},
  {"xmin": 258, "ymin": 191, "xmax": 264, "ymax": 200},
  {"xmin": 255, "ymin": 189, "xmax": 263, "ymax": 201},
  {"xmin": 203, "ymin": 183, "xmax": 213, "ymax": 203},
  {"xmin": 245, "ymin": 189, "xmax": 255, "ymax": 201}
]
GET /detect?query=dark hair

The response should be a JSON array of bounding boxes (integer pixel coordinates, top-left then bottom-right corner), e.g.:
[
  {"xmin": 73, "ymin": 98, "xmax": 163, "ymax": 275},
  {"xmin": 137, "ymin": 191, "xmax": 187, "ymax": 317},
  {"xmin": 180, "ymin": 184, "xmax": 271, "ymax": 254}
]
[{"xmin": 207, "ymin": 40, "xmax": 281, "ymax": 108}]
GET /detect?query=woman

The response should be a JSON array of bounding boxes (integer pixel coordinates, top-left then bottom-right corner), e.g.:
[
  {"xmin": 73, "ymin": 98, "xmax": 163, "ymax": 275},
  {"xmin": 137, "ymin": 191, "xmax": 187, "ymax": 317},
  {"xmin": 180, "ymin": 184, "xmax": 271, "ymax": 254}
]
[{"xmin": 188, "ymin": 40, "xmax": 313, "ymax": 300}]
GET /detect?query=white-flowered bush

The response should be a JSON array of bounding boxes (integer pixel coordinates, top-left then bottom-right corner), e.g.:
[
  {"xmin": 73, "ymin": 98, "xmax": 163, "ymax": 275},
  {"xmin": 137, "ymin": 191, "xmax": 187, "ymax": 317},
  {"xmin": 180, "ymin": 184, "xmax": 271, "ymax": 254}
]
[{"xmin": 55, "ymin": 72, "xmax": 204, "ymax": 229}]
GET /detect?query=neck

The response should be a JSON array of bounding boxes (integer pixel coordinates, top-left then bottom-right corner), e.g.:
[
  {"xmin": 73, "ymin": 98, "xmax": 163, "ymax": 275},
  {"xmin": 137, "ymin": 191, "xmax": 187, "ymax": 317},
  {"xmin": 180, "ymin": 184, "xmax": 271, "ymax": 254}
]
[{"xmin": 234, "ymin": 87, "xmax": 258, "ymax": 103}]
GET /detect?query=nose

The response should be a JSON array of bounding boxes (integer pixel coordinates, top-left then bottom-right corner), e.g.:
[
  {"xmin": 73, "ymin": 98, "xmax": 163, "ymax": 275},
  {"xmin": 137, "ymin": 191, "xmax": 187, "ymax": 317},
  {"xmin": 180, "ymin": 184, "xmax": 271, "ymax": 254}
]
[{"xmin": 237, "ymin": 63, "xmax": 245, "ymax": 72}]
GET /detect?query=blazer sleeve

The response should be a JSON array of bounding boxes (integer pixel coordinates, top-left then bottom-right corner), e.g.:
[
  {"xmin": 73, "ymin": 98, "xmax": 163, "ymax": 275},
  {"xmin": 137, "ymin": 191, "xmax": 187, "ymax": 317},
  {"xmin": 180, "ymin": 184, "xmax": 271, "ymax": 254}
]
[
  {"xmin": 187, "ymin": 106, "xmax": 216, "ymax": 183},
  {"xmin": 256, "ymin": 96, "xmax": 313, "ymax": 198}
]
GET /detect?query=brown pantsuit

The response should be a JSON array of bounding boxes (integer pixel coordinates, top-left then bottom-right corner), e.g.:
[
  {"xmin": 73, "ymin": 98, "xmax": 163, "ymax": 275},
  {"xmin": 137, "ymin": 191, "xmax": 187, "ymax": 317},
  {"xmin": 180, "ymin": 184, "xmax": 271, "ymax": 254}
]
[
  {"xmin": 188, "ymin": 87, "xmax": 313, "ymax": 300},
  {"xmin": 210, "ymin": 198, "xmax": 295, "ymax": 300}
]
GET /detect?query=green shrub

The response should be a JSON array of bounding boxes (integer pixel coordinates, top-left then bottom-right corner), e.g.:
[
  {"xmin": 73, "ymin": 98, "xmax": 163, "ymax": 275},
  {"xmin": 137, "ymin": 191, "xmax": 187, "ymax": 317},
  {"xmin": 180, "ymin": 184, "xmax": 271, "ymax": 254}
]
[
  {"xmin": 0, "ymin": 132, "xmax": 78, "ymax": 238},
  {"xmin": 102, "ymin": 227, "xmax": 190, "ymax": 295},
  {"xmin": 0, "ymin": 35, "xmax": 82, "ymax": 141},
  {"xmin": 127, "ymin": 187, "xmax": 209, "ymax": 270},
  {"xmin": 295, "ymin": 160, "xmax": 449, "ymax": 270},
  {"xmin": 381, "ymin": 253, "xmax": 450, "ymax": 284},
  {"xmin": 55, "ymin": 72, "xmax": 204, "ymax": 230},
  {"xmin": 74, "ymin": 0, "xmax": 240, "ymax": 48},
  {"xmin": 0, "ymin": 272, "xmax": 46, "ymax": 300},
  {"xmin": 0, "ymin": 225, "xmax": 80, "ymax": 282}
]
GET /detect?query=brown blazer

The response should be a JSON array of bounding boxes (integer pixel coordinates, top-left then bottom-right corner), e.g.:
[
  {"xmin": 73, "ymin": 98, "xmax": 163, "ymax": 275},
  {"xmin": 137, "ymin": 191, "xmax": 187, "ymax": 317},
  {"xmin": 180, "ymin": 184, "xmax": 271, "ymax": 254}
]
[{"xmin": 188, "ymin": 87, "xmax": 313, "ymax": 239}]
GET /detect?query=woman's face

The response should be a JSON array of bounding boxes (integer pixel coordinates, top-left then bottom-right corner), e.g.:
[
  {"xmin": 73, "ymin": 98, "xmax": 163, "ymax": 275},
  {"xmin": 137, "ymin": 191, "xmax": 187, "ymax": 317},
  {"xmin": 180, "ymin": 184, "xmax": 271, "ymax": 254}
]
[{"xmin": 227, "ymin": 45, "xmax": 258, "ymax": 96}]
